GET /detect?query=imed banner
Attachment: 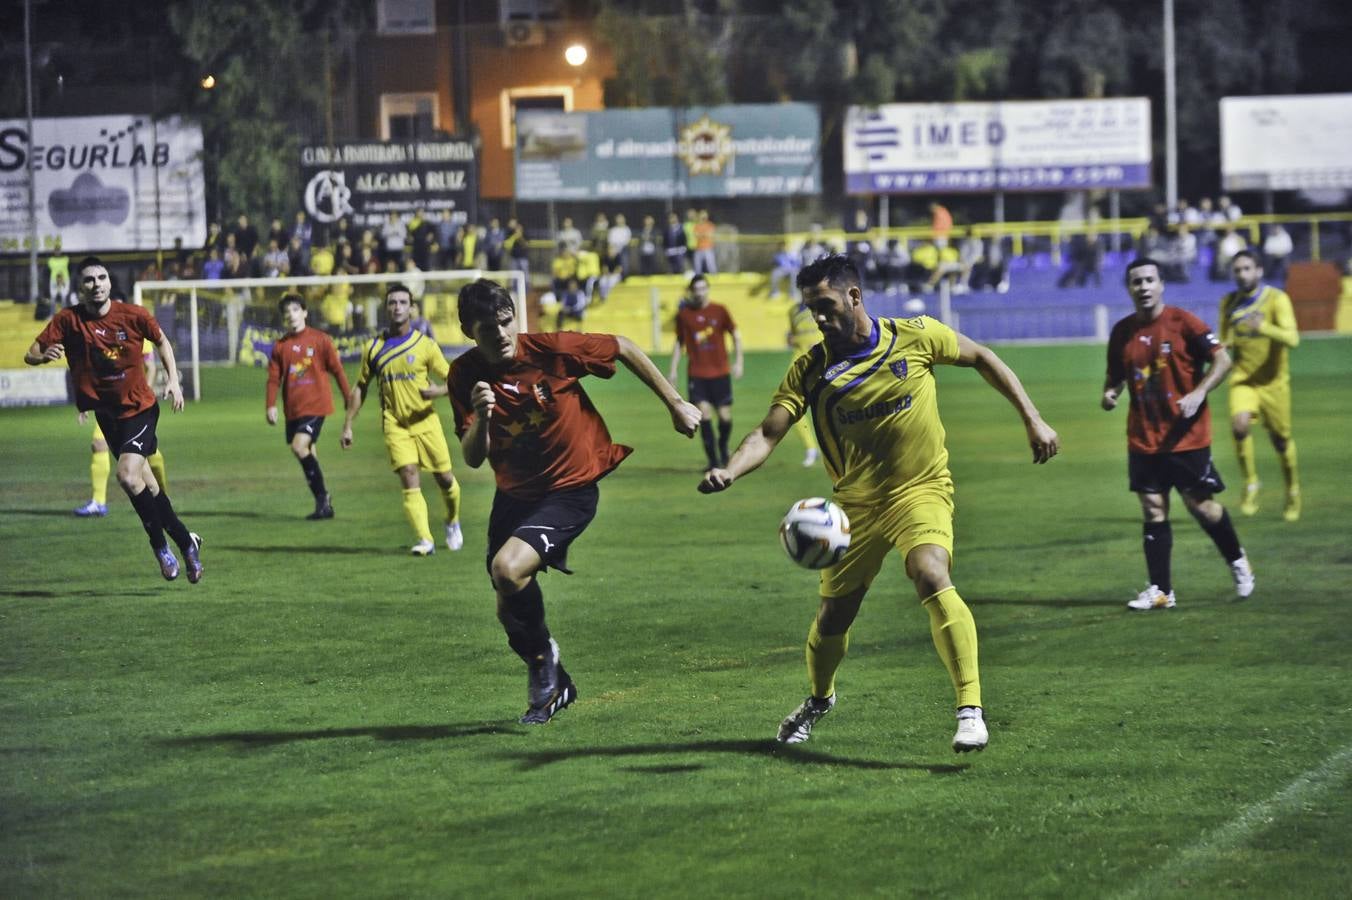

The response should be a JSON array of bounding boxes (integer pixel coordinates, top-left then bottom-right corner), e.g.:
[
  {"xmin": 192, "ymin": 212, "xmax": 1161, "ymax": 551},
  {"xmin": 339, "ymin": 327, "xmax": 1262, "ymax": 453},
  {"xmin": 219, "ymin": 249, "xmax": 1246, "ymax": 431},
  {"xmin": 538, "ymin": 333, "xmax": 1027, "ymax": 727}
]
[
  {"xmin": 844, "ymin": 98, "xmax": 1152, "ymax": 194},
  {"xmin": 514, "ymin": 104, "xmax": 820, "ymax": 200},
  {"xmin": 0, "ymin": 115, "xmax": 206, "ymax": 253},
  {"xmin": 300, "ymin": 139, "xmax": 478, "ymax": 230}
]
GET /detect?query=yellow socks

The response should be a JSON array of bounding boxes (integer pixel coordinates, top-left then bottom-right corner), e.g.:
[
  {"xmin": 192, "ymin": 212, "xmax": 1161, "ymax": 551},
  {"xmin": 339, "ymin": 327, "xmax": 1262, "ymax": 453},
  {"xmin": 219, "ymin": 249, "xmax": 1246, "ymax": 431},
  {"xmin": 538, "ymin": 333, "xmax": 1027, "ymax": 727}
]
[
  {"xmin": 147, "ymin": 451, "xmax": 168, "ymax": 494},
  {"xmin": 1235, "ymin": 434, "xmax": 1257, "ymax": 486},
  {"xmin": 806, "ymin": 617, "xmax": 849, "ymax": 699},
  {"xmin": 1278, "ymin": 439, "xmax": 1299, "ymax": 495},
  {"xmin": 922, "ymin": 587, "xmax": 982, "ymax": 709},
  {"xmin": 401, "ymin": 488, "xmax": 433, "ymax": 543},
  {"xmin": 441, "ymin": 476, "xmax": 462, "ymax": 523},
  {"xmin": 90, "ymin": 451, "xmax": 111, "ymax": 504}
]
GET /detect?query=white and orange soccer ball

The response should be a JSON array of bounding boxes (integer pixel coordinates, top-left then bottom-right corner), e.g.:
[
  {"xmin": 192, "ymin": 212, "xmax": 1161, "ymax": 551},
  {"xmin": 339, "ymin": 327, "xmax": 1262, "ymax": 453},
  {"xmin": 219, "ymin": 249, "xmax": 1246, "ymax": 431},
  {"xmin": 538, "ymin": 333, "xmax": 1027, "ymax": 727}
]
[{"xmin": 779, "ymin": 497, "xmax": 851, "ymax": 570}]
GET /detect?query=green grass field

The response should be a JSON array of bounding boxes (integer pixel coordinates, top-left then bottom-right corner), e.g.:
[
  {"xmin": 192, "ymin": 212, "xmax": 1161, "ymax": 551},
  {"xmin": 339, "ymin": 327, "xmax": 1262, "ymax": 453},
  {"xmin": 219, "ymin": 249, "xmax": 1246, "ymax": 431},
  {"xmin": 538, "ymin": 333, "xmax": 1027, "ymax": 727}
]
[{"xmin": 3, "ymin": 337, "xmax": 1351, "ymax": 898}]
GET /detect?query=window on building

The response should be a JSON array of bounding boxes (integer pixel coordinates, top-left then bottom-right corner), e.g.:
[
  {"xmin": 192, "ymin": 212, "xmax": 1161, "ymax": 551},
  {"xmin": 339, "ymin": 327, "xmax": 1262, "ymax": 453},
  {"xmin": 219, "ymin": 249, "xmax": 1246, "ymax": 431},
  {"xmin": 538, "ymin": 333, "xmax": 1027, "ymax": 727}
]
[
  {"xmin": 377, "ymin": 0, "xmax": 435, "ymax": 35},
  {"xmin": 381, "ymin": 93, "xmax": 438, "ymax": 141},
  {"xmin": 500, "ymin": 88, "xmax": 573, "ymax": 149}
]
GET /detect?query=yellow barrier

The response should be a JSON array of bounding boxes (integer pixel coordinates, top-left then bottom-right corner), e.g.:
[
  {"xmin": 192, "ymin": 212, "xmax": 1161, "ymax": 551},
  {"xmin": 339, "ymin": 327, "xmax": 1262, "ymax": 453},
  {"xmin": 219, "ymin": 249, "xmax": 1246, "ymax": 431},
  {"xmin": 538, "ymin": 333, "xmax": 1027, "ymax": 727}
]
[
  {"xmin": 553, "ymin": 274, "xmax": 797, "ymax": 353},
  {"xmin": 0, "ymin": 300, "xmax": 40, "ymax": 364}
]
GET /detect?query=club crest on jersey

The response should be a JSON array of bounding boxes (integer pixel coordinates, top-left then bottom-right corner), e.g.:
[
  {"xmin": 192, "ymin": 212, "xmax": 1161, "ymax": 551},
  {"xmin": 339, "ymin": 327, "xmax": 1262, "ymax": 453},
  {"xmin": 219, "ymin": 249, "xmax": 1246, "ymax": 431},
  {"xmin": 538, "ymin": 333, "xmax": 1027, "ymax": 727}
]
[
  {"xmin": 306, "ymin": 347, "xmax": 314, "ymax": 357},
  {"xmin": 890, "ymin": 358, "xmax": 909, "ymax": 380},
  {"xmin": 406, "ymin": 353, "xmax": 416, "ymax": 363},
  {"xmin": 116, "ymin": 330, "xmax": 128, "ymax": 341},
  {"xmin": 533, "ymin": 382, "xmax": 554, "ymax": 406},
  {"xmin": 1161, "ymin": 341, "xmax": 1172, "ymax": 354}
]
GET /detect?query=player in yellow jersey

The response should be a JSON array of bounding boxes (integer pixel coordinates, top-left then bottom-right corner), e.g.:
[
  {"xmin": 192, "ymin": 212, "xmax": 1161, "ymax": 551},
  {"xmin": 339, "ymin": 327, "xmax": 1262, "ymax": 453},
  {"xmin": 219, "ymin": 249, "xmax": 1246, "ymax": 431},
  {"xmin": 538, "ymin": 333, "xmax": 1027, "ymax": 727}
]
[
  {"xmin": 1219, "ymin": 250, "xmax": 1301, "ymax": 521},
  {"xmin": 700, "ymin": 254, "xmax": 1059, "ymax": 753},
  {"xmin": 786, "ymin": 298, "xmax": 820, "ymax": 467},
  {"xmin": 74, "ymin": 292, "xmax": 168, "ymax": 517},
  {"xmin": 341, "ymin": 284, "xmax": 464, "ymax": 555}
]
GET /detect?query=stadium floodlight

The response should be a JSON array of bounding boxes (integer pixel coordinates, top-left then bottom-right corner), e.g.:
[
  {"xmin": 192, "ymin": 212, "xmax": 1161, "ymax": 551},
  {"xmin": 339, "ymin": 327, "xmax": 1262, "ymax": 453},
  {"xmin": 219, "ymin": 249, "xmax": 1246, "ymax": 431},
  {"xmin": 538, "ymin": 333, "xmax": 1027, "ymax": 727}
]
[{"xmin": 133, "ymin": 268, "xmax": 528, "ymax": 401}]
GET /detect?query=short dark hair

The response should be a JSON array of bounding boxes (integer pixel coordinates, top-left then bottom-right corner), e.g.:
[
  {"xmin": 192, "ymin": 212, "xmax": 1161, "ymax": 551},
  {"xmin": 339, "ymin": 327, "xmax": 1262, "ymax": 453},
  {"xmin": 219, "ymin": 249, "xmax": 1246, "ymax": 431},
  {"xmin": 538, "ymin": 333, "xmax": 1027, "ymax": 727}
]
[
  {"xmin": 1230, "ymin": 249, "xmax": 1261, "ymax": 267},
  {"xmin": 457, "ymin": 278, "xmax": 516, "ymax": 334},
  {"xmin": 384, "ymin": 282, "xmax": 413, "ymax": 301},
  {"xmin": 1124, "ymin": 257, "xmax": 1162, "ymax": 284},
  {"xmin": 278, "ymin": 292, "xmax": 305, "ymax": 311},
  {"xmin": 688, "ymin": 273, "xmax": 708, "ymax": 290},
  {"xmin": 796, "ymin": 252, "xmax": 860, "ymax": 292},
  {"xmin": 77, "ymin": 255, "xmax": 106, "ymax": 275}
]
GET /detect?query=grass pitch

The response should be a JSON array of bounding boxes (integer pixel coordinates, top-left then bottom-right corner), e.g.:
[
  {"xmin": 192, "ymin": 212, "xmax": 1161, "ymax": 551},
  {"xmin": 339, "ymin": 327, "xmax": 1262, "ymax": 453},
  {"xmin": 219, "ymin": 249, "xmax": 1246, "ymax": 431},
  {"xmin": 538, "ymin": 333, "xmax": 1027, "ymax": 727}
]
[{"xmin": 3, "ymin": 337, "xmax": 1351, "ymax": 898}]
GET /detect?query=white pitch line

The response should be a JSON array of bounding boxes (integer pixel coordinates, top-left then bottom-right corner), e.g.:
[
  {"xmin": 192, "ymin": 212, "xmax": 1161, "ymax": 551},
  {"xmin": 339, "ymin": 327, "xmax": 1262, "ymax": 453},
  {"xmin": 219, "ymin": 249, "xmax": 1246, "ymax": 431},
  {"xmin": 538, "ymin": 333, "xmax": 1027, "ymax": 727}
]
[{"xmin": 1114, "ymin": 741, "xmax": 1352, "ymax": 900}]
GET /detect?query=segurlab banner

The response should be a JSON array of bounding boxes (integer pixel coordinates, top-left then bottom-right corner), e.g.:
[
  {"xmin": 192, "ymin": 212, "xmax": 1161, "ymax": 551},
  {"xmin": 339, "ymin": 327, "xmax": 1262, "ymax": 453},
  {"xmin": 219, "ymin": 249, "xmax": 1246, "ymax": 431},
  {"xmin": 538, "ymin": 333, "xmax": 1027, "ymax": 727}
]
[{"xmin": 0, "ymin": 115, "xmax": 206, "ymax": 253}]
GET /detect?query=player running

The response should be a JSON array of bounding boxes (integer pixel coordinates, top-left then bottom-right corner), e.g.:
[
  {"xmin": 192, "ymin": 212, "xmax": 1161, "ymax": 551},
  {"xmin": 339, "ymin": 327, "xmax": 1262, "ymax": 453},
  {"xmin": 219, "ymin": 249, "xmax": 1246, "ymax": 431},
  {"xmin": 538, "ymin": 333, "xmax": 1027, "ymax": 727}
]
[
  {"xmin": 448, "ymin": 278, "xmax": 701, "ymax": 725},
  {"xmin": 26, "ymin": 256, "xmax": 203, "ymax": 583},
  {"xmin": 266, "ymin": 293, "xmax": 352, "ymax": 519},
  {"xmin": 341, "ymin": 284, "xmax": 464, "ymax": 555},
  {"xmin": 1219, "ymin": 250, "xmax": 1301, "ymax": 521},
  {"xmin": 668, "ymin": 274, "xmax": 743, "ymax": 470},
  {"xmin": 1103, "ymin": 257, "xmax": 1255, "ymax": 610},
  {"xmin": 699, "ymin": 254, "xmax": 1060, "ymax": 752}
]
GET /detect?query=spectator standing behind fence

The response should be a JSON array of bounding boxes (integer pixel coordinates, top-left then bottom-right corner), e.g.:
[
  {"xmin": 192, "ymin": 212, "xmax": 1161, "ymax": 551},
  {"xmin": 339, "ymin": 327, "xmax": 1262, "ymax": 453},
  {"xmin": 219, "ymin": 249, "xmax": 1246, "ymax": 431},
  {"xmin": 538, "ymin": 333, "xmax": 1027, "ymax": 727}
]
[
  {"xmin": 287, "ymin": 236, "xmax": 311, "ymax": 277},
  {"xmin": 589, "ymin": 213, "xmax": 610, "ymax": 257},
  {"xmin": 551, "ymin": 243, "xmax": 579, "ymax": 296},
  {"xmin": 930, "ymin": 202, "xmax": 953, "ymax": 244},
  {"xmin": 1261, "ymin": 224, "xmax": 1294, "ymax": 284},
  {"xmin": 293, "ymin": 211, "xmax": 313, "ymax": 251},
  {"xmin": 1212, "ymin": 228, "xmax": 1248, "ymax": 281},
  {"xmin": 435, "ymin": 211, "xmax": 457, "ymax": 268},
  {"xmin": 382, "ymin": 213, "xmax": 407, "ymax": 268},
  {"xmin": 46, "ymin": 240, "xmax": 70, "ymax": 303},
  {"xmin": 556, "ymin": 216, "xmax": 582, "ymax": 255},
  {"xmin": 605, "ymin": 213, "xmax": 632, "ymax": 282},
  {"xmin": 264, "ymin": 239, "xmax": 290, "ymax": 278},
  {"xmin": 683, "ymin": 208, "xmax": 699, "ymax": 268},
  {"xmin": 233, "ymin": 214, "xmax": 260, "ymax": 259},
  {"xmin": 506, "ymin": 220, "xmax": 530, "ymax": 279},
  {"xmin": 769, "ymin": 241, "xmax": 800, "ymax": 299},
  {"xmin": 637, "ymin": 215, "xmax": 659, "ymax": 276},
  {"xmin": 663, "ymin": 212, "xmax": 688, "ymax": 274},
  {"xmin": 484, "ymin": 218, "xmax": 505, "ymax": 271},
  {"xmin": 693, "ymin": 211, "xmax": 717, "ymax": 275}
]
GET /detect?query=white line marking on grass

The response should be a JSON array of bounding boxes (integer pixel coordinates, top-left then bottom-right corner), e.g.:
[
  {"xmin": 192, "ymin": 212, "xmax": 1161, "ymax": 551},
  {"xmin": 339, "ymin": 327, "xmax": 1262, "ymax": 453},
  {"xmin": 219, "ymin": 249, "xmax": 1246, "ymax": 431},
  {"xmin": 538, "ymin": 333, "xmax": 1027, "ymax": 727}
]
[{"xmin": 1114, "ymin": 741, "xmax": 1352, "ymax": 900}]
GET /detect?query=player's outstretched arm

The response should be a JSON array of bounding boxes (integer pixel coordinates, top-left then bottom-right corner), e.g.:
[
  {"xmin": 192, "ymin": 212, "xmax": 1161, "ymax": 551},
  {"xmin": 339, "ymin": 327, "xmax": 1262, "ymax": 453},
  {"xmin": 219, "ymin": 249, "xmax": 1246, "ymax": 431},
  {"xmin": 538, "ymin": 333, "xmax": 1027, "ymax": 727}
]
[
  {"xmin": 699, "ymin": 405, "xmax": 792, "ymax": 493},
  {"xmin": 616, "ymin": 336, "xmax": 701, "ymax": 437},
  {"xmin": 955, "ymin": 333, "xmax": 1059, "ymax": 463},
  {"xmin": 155, "ymin": 335, "xmax": 184, "ymax": 412},
  {"xmin": 340, "ymin": 383, "xmax": 366, "ymax": 448},
  {"xmin": 1179, "ymin": 346, "xmax": 1233, "ymax": 418},
  {"xmin": 666, "ymin": 336, "xmax": 683, "ymax": 385}
]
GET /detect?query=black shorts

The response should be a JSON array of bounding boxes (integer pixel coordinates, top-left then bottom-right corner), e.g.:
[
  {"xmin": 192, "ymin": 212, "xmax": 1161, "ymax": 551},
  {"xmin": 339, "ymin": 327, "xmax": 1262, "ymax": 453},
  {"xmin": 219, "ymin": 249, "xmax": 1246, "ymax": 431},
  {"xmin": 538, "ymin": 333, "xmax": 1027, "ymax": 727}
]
[
  {"xmin": 487, "ymin": 483, "xmax": 600, "ymax": 576},
  {"xmin": 688, "ymin": 375, "xmax": 733, "ymax": 408},
  {"xmin": 1128, "ymin": 448, "xmax": 1226, "ymax": 497},
  {"xmin": 285, "ymin": 416, "xmax": 325, "ymax": 444},
  {"xmin": 94, "ymin": 405, "xmax": 160, "ymax": 459}
]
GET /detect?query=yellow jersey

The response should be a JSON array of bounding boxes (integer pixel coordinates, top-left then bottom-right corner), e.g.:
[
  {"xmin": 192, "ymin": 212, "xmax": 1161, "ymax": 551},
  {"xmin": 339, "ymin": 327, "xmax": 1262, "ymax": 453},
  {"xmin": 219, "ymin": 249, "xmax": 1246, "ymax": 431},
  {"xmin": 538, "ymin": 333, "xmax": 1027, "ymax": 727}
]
[
  {"xmin": 771, "ymin": 316, "xmax": 959, "ymax": 504},
  {"xmin": 357, "ymin": 329, "xmax": 448, "ymax": 431},
  {"xmin": 1219, "ymin": 285, "xmax": 1299, "ymax": 387}
]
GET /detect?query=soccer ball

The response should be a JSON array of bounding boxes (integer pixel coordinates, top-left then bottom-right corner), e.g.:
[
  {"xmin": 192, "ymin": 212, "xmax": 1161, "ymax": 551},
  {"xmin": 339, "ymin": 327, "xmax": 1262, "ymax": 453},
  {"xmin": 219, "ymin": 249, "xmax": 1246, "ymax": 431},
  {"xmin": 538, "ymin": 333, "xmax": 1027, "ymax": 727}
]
[{"xmin": 779, "ymin": 497, "xmax": 851, "ymax": 570}]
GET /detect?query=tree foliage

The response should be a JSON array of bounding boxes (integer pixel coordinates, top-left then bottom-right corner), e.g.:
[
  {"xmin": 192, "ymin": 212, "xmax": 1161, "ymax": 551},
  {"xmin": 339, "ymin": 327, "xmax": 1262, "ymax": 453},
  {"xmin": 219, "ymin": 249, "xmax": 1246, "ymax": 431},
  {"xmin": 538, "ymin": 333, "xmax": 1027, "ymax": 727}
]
[{"xmin": 167, "ymin": 0, "xmax": 367, "ymax": 220}]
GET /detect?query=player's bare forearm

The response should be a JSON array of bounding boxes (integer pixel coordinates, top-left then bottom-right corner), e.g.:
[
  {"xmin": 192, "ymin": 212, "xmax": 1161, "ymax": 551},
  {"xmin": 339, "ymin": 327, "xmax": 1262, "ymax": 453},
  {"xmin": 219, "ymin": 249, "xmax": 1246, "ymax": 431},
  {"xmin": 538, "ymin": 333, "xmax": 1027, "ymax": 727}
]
[
  {"xmin": 1101, "ymin": 378, "xmax": 1125, "ymax": 411},
  {"xmin": 340, "ymin": 384, "xmax": 365, "ymax": 446},
  {"xmin": 155, "ymin": 336, "xmax": 185, "ymax": 410},
  {"xmin": 699, "ymin": 406, "xmax": 790, "ymax": 493},
  {"xmin": 617, "ymin": 336, "xmax": 700, "ymax": 436},
  {"xmin": 461, "ymin": 420, "xmax": 490, "ymax": 468},
  {"xmin": 959, "ymin": 337, "xmax": 1059, "ymax": 461},
  {"xmin": 666, "ymin": 340, "xmax": 682, "ymax": 384}
]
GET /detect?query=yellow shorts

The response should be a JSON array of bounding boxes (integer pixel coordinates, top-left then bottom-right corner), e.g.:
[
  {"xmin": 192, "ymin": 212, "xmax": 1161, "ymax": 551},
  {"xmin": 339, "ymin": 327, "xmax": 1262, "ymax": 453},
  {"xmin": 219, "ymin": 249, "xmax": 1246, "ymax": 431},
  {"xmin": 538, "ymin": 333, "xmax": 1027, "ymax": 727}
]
[
  {"xmin": 820, "ymin": 484, "xmax": 955, "ymax": 599},
  {"xmin": 383, "ymin": 417, "xmax": 453, "ymax": 472},
  {"xmin": 1229, "ymin": 382, "xmax": 1291, "ymax": 439}
]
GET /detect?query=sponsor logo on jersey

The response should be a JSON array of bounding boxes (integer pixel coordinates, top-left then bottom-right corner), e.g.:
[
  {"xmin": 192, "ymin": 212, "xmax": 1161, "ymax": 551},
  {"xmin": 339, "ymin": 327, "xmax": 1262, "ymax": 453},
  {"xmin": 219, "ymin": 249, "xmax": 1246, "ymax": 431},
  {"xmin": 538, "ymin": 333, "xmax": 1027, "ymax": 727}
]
[
  {"xmin": 836, "ymin": 394, "xmax": 911, "ymax": 425},
  {"xmin": 824, "ymin": 360, "xmax": 853, "ymax": 381}
]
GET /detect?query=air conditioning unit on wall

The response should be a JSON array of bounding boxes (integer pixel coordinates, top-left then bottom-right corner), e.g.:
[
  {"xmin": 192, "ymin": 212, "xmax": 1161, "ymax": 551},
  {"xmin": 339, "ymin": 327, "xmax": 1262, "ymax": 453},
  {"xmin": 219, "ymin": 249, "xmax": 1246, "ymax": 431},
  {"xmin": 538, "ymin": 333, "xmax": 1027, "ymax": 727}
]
[{"xmin": 503, "ymin": 21, "xmax": 546, "ymax": 47}]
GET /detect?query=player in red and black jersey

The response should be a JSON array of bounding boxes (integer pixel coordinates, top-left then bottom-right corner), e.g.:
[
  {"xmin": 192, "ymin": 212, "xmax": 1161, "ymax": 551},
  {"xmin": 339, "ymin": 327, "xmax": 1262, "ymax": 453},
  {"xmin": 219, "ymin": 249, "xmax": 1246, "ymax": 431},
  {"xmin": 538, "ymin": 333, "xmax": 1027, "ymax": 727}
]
[
  {"xmin": 448, "ymin": 278, "xmax": 702, "ymax": 725},
  {"xmin": 1102, "ymin": 258, "xmax": 1253, "ymax": 610},
  {"xmin": 266, "ymin": 293, "xmax": 352, "ymax": 519},
  {"xmin": 26, "ymin": 256, "xmax": 203, "ymax": 583},
  {"xmin": 667, "ymin": 274, "xmax": 743, "ymax": 469}
]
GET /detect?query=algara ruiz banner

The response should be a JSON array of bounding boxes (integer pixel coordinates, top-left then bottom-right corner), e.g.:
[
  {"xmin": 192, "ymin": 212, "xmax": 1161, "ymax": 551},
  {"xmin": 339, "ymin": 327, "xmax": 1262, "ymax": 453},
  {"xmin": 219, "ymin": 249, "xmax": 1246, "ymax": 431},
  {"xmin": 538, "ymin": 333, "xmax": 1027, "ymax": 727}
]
[
  {"xmin": 514, "ymin": 104, "xmax": 820, "ymax": 201},
  {"xmin": 300, "ymin": 139, "xmax": 478, "ymax": 230},
  {"xmin": 844, "ymin": 98, "xmax": 1152, "ymax": 194},
  {"xmin": 0, "ymin": 115, "xmax": 206, "ymax": 253}
]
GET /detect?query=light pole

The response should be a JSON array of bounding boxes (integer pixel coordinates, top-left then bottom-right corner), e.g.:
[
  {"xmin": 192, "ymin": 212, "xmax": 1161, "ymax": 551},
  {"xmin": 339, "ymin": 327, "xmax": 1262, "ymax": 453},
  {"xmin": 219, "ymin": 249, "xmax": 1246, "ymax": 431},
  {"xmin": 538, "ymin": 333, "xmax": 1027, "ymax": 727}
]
[
  {"xmin": 24, "ymin": 0, "xmax": 40, "ymax": 308},
  {"xmin": 1163, "ymin": 0, "xmax": 1178, "ymax": 209}
]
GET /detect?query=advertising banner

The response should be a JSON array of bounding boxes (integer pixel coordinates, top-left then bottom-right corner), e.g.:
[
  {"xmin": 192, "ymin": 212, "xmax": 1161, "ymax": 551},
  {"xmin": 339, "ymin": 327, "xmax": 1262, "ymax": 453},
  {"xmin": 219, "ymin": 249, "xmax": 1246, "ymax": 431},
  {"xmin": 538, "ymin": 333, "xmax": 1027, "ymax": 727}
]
[
  {"xmin": 0, "ymin": 115, "xmax": 206, "ymax": 253},
  {"xmin": 0, "ymin": 367, "xmax": 69, "ymax": 407},
  {"xmin": 300, "ymin": 139, "xmax": 478, "ymax": 229},
  {"xmin": 1221, "ymin": 94, "xmax": 1352, "ymax": 190},
  {"xmin": 844, "ymin": 98, "xmax": 1152, "ymax": 194},
  {"xmin": 514, "ymin": 104, "xmax": 820, "ymax": 200}
]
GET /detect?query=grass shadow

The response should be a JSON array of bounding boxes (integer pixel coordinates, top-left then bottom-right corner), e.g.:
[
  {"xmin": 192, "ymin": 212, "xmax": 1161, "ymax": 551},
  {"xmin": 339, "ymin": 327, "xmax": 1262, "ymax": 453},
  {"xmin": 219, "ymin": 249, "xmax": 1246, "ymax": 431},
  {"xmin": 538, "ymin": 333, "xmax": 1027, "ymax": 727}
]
[
  {"xmin": 498, "ymin": 739, "xmax": 970, "ymax": 773},
  {"xmin": 0, "ymin": 508, "xmax": 88, "ymax": 517},
  {"xmin": 965, "ymin": 595, "xmax": 1125, "ymax": 609},
  {"xmin": 1, "ymin": 588, "xmax": 162, "ymax": 599},
  {"xmin": 157, "ymin": 721, "xmax": 517, "ymax": 748}
]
